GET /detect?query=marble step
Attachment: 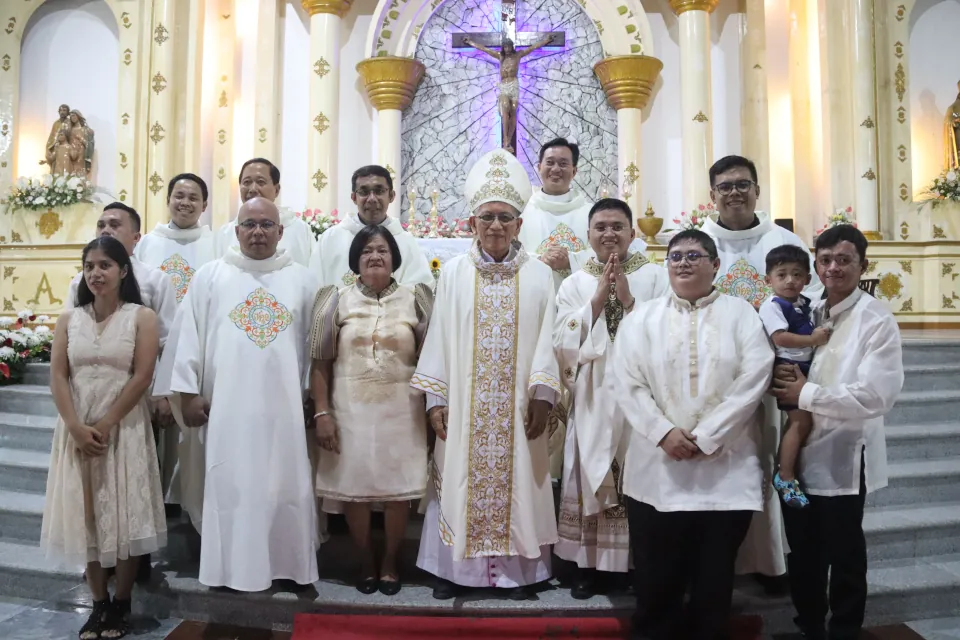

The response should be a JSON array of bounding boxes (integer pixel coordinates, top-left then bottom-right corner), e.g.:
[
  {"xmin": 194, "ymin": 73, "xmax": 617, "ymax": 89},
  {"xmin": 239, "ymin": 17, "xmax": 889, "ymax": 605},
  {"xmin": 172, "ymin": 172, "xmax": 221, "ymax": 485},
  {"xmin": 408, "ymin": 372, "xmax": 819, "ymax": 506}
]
[
  {"xmin": 864, "ymin": 502, "xmax": 960, "ymax": 561},
  {"xmin": 0, "ymin": 490, "xmax": 44, "ymax": 545},
  {"xmin": 867, "ymin": 457, "xmax": 960, "ymax": 508},
  {"xmin": 21, "ymin": 364, "xmax": 50, "ymax": 387},
  {"xmin": 901, "ymin": 364, "xmax": 960, "ymax": 392},
  {"xmin": 0, "ymin": 386, "xmax": 57, "ymax": 418},
  {"xmin": 0, "ymin": 448, "xmax": 49, "ymax": 495},
  {"xmin": 885, "ymin": 423, "xmax": 960, "ymax": 460},
  {"xmin": 0, "ymin": 412, "xmax": 56, "ymax": 452},
  {"xmin": 884, "ymin": 390, "xmax": 960, "ymax": 426},
  {"xmin": 901, "ymin": 340, "xmax": 960, "ymax": 366}
]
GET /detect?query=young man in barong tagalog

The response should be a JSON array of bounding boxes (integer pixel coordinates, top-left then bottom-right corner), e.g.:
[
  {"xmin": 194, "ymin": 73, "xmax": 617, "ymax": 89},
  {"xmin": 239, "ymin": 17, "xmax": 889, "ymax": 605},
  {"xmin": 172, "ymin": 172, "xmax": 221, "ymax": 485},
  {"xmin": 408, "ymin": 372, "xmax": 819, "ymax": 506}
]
[
  {"xmin": 553, "ymin": 198, "xmax": 667, "ymax": 599},
  {"xmin": 153, "ymin": 197, "xmax": 319, "ymax": 592},
  {"xmin": 613, "ymin": 229, "xmax": 774, "ymax": 640},
  {"xmin": 772, "ymin": 225, "xmax": 903, "ymax": 640},
  {"xmin": 310, "ymin": 165, "xmax": 433, "ymax": 288},
  {"xmin": 700, "ymin": 154, "xmax": 822, "ymax": 593},
  {"xmin": 411, "ymin": 149, "xmax": 563, "ymax": 601},
  {"xmin": 213, "ymin": 158, "xmax": 314, "ymax": 266}
]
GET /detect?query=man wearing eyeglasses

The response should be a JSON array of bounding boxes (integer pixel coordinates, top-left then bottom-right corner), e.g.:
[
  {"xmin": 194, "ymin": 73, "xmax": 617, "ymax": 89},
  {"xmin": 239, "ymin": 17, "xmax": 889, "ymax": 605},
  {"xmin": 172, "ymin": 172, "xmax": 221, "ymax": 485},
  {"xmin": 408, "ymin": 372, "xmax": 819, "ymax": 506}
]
[
  {"xmin": 412, "ymin": 149, "xmax": 562, "ymax": 601},
  {"xmin": 311, "ymin": 165, "xmax": 432, "ymax": 288},
  {"xmin": 700, "ymin": 155, "xmax": 821, "ymax": 592},
  {"xmin": 213, "ymin": 158, "xmax": 315, "ymax": 266},
  {"xmin": 155, "ymin": 196, "xmax": 320, "ymax": 592},
  {"xmin": 612, "ymin": 229, "xmax": 773, "ymax": 640}
]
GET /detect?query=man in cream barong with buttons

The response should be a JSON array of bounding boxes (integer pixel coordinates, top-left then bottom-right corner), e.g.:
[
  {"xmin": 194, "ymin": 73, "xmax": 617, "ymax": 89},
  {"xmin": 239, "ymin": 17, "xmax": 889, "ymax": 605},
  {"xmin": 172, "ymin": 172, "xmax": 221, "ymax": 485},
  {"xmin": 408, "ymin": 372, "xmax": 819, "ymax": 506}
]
[
  {"xmin": 412, "ymin": 149, "xmax": 562, "ymax": 601},
  {"xmin": 553, "ymin": 197, "xmax": 668, "ymax": 599}
]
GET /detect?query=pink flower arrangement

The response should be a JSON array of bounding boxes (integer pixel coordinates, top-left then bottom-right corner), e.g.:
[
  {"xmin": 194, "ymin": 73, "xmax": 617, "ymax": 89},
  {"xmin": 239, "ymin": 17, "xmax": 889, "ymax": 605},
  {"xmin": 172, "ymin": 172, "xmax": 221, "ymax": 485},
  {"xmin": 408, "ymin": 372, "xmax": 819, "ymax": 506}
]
[
  {"xmin": 296, "ymin": 209, "xmax": 340, "ymax": 239},
  {"xmin": 672, "ymin": 202, "xmax": 716, "ymax": 231}
]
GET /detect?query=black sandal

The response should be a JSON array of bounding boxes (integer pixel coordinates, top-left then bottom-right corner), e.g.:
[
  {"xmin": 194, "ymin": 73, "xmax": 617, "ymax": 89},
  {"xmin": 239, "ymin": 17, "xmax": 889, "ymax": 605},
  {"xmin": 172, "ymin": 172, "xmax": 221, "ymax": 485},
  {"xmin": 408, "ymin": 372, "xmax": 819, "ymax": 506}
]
[
  {"xmin": 79, "ymin": 598, "xmax": 109, "ymax": 640},
  {"xmin": 99, "ymin": 598, "xmax": 130, "ymax": 639}
]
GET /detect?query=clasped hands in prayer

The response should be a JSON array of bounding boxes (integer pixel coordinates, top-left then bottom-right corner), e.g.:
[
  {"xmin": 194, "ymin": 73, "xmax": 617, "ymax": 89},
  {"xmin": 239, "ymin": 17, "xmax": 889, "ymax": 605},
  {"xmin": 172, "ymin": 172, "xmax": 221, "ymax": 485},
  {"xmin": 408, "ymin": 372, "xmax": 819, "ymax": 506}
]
[
  {"xmin": 590, "ymin": 253, "xmax": 634, "ymax": 320},
  {"xmin": 427, "ymin": 400, "xmax": 553, "ymax": 442}
]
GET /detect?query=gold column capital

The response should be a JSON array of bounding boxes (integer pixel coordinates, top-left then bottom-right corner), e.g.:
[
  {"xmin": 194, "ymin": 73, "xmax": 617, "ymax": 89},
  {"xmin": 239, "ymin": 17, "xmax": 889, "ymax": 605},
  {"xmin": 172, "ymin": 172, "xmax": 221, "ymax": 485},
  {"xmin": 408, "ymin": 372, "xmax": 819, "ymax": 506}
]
[
  {"xmin": 356, "ymin": 56, "xmax": 426, "ymax": 111},
  {"xmin": 669, "ymin": 0, "xmax": 720, "ymax": 15},
  {"xmin": 302, "ymin": 0, "xmax": 352, "ymax": 17},
  {"xmin": 593, "ymin": 55, "xmax": 664, "ymax": 111}
]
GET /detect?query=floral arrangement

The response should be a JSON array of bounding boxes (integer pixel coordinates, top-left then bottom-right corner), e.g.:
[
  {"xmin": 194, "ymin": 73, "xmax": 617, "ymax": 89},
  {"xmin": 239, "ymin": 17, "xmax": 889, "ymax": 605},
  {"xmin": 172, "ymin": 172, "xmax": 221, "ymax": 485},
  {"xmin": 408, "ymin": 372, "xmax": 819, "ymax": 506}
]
[
  {"xmin": 0, "ymin": 310, "xmax": 54, "ymax": 386},
  {"xmin": 429, "ymin": 257, "xmax": 442, "ymax": 281},
  {"xmin": 2, "ymin": 174, "xmax": 93, "ymax": 213},
  {"xmin": 816, "ymin": 206, "xmax": 857, "ymax": 236},
  {"xmin": 671, "ymin": 202, "xmax": 715, "ymax": 231},
  {"xmin": 296, "ymin": 209, "xmax": 340, "ymax": 240},
  {"xmin": 922, "ymin": 170, "xmax": 960, "ymax": 207},
  {"xmin": 403, "ymin": 216, "xmax": 473, "ymax": 239}
]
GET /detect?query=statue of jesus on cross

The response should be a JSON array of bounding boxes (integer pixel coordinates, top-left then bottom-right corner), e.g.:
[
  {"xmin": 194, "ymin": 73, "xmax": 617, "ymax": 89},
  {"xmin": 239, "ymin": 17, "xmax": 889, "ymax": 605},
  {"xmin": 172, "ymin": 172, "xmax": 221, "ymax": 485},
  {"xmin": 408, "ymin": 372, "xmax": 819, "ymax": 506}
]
[{"xmin": 462, "ymin": 35, "xmax": 555, "ymax": 155}]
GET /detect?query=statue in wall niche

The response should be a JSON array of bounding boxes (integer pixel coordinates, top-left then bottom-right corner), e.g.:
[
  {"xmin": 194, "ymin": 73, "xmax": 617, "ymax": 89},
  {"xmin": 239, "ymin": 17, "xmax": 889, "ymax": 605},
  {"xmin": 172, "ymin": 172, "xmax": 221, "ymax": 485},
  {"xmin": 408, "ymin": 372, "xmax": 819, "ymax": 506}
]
[
  {"xmin": 946, "ymin": 80, "xmax": 960, "ymax": 171},
  {"xmin": 44, "ymin": 103, "xmax": 71, "ymax": 163},
  {"xmin": 45, "ymin": 128, "xmax": 84, "ymax": 176},
  {"xmin": 68, "ymin": 110, "xmax": 95, "ymax": 175}
]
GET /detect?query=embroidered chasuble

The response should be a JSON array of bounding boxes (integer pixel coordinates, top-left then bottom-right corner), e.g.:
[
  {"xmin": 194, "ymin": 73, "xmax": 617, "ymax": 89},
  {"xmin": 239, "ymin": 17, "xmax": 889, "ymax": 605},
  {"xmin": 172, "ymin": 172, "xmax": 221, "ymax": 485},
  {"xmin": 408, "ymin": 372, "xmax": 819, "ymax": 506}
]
[
  {"xmin": 519, "ymin": 189, "xmax": 592, "ymax": 289},
  {"xmin": 153, "ymin": 248, "xmax": 319, "ymax": 591},
  {"xmin": 411, "ymin": 242, "xmax": 562, "ymax": 570},
  {"xmin": 133, "ymin": 222, "xmax": 215, "ymax": 516},
  {"xmin": 310, "ymin": 214, "xmax": 434, "ymax": 288},
  {"xmin": 213, "ymin": 206, "xmax": 314, "ymax": 266},
  {"xmin": 553, "ymin": 255, "xmax": 668, "ymax": 572}
]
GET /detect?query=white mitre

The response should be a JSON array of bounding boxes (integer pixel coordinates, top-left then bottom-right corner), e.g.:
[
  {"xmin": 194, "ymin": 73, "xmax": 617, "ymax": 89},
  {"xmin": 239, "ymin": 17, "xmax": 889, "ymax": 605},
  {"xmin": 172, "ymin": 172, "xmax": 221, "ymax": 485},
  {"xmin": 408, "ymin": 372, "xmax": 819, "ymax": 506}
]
[{"xmin": 464, "ymin": 149, "xmax": 532, "ymax": 214}]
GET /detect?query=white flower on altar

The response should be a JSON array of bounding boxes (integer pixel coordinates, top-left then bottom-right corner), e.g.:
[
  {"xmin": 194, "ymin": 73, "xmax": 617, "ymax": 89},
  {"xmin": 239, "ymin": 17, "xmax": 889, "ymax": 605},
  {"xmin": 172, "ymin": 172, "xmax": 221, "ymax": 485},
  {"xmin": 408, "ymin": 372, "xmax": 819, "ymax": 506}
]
[
  {"xmin": 0, "ymin": 347, "xmax": 15, "ymax": 360},
  {"xmin": 947, "ymin": 171, "xmax": 958, "ymax": 184},
  {"xmin": 25, "ymin": 334, "xmax": 42, "ymax": 347},
  {"xmin": 8, "ymin": 333, "xmax": 26, "ymax": 346},
  {"xmin": 35, "ymin": 315, "xmax": 50, "ymax": 323},
  {"xmin": 41, "ymin": 174, "xmax": 53, "ymax": 187},
  {"xmin": 34, "ymin": 326, "xmax": 51, "ymax": 335},
  {"xmin": 17, "ymin": 310, "xmax": 33, "ymax": 320},
  {"xmin": 0, "ymin": 318, "xmax": 13, "ymax": 328}
]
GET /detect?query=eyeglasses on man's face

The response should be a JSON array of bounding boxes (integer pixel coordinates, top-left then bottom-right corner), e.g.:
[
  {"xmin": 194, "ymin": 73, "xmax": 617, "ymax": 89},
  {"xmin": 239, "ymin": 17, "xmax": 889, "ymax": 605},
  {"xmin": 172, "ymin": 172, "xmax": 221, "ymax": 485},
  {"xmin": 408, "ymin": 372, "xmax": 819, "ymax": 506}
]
[
  {"xmin": 667, "ymin": 251, "xmax": 712, "ymax": 265},
  {"xmin": 238, "ymin": 220, "xmax": 278, "ymax": 231},
  {"xmin": 476, "ymin": 213, "xmax": 518, "ymax": 225},
  {"xmin": 713, "ymin": 180, "xmax": 757, "ymax": 196},
  {"xmin": 355, "ymin": 186, "xmax": 389, "ymax": 198}
]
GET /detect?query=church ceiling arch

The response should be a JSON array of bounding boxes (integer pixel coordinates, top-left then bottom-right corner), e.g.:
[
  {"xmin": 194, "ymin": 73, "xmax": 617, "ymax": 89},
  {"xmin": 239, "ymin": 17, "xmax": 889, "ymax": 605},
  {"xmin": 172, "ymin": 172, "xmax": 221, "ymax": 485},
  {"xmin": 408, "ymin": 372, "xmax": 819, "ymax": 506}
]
[{"xmin": 364, "ymin": 0, "xmax": 654, "ymax": 60}]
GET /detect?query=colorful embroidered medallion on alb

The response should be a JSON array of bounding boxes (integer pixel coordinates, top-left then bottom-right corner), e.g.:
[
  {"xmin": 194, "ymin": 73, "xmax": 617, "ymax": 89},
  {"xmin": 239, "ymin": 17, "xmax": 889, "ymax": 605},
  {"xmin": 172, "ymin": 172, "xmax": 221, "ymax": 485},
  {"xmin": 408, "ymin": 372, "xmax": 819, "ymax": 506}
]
[
  {"xmin": 716, "ymin": 257, "xmax": 772, "ymax": 309},
  {"xmin": 229, "ymin": 287, "xmax": 294, "ymax": 349},
  {"xmin": 536, "ymin": 223, "xmax": 586, "ymax": 254},
  {"xmin": 160, "ymin": 253, "xmax": 195, "ymax": 303}
]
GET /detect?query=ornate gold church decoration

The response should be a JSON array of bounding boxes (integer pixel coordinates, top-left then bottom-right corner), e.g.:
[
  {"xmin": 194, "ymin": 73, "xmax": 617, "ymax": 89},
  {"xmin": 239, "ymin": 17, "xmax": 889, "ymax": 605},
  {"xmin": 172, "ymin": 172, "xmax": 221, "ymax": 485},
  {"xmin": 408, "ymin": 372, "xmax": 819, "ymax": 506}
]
[
  {"xmin": 864, "ymin": 261, "xmax": 877, "ymax": 275},
  {"xmin": 3, "ymin": 267, "xmax": 16, "ymax": 282},
  {"xmin": 899, "ymin": 183, "xmax": 909, "ymax": 201},
  {"xmin": 669, "ymin": 0, "xmax": 720, "ymax": 14},
  {"xmin": 154, "ymin": 23, "xmax": 169, "ymax": 45},
  {"xmin": 693, "ymin": 111, "xmax": 709, "ymax": 123},
  {"xmin": 899, "ymin": 221, "xmax": 909, "ymax": 240},
  {"xmin": 1, "ymin": 55, "xmax": 10, "ymax": 72},
  {"xmin": 123, "ymin": 49, "xmax": 132, "ymax": 66},
  {"xmin": 152, "ymin": 72, "xmax": 167, "ymax": 94},
  {"xmin": 36, "ymin": 211, "xmax": 63, "ymax": 239},
  {"xmin": 313, "ymin": 113, "xmax": 330, "ymax": 134},
  {"xmin": 219, "ymin": 91, "xmax": 227, "ymax": 108},
  {"xmin": 5, "ymin": 18, "xmax": 15, "ymax": 36},
  {"xmin": 876, "ymin": 273, "xmax": 903, "ymax": 301},
  {"xmin": 150, "ymin": 122, "xmax": 165, "ymax": 144},
  {"xmin": 27, "ymin": 273, "xmax": 62, "ymax": 307},
  {"xmin": 901, "ymin": 298, "xmax": 913, "ymax": 312},
  {"xmin": 942, "ymin": 263, "xmax": 956, "ymax": 278},
  {"xmin": 943, "ymin": 294, "xmax": 957, "ymax": 310},
  {"xmin": 148, "ymin": 172, "xmax": 164, "ymax": 196},
  {"xmin": 120, "ymin": 152, "xmax": 128, "ymax": 169},
  {"xmin": 385, "ymin": 164, "xmax": 397, "ymax": 183},
  {"xmin": 895, "ymin": 63, "xmax": 906, "ymax": 102},
  {"xmin": 312, "ymin": 169, "xmax": 329, "ymax": 193},
  {"xmin": 934, "ymin": 225, "xmax": 947, "ymax": 239},
  {"xmin": 121, "ymin": 12, "xmax": 132, "ymax": 29},
  {"xmin": 2, "ymin": 300, "xmax": 14, "ymax": 312},
  {"xmin": 356, "ymin": 57, "xmax": 426, "ymax": 111},
  {"xmin": 121, "ymin": 113, "xmax": 130, "ymax": 125},
  {"xmin": 898, "ymin": 106, "xmax": 906, "ymax": 124},
  {"xmin": 302, "ymin": 0, "xmax": 354, "ymax": 17},
  {"xmin": 624, "ymin": 162, "xmax": 640, "ymax": 186},
  {"xmin": 894, "ymin": 41, "xmax": 904, "ymax": 59},
  {"xmin": 259, "ymin": 128, "xmax": 267, "ymax": 143},
  {"xmin": 895, "ymin": 5, "xmax": 905, "ymax": 21},
  {"xmin": 217, "ymin": 129, "xmax": 226, "ymax": 145},
  {"xmin": 0, "ymin": 123, "xmax": 7, "ymax": 137},
  {"xmin": 898, "ymin": 145, "xmax": 907, "ymax": 162},
  {"xmin": 314, "ymin": 58, "xmax": 331, "ymax": 78},
  {"xmin": 118, "ymin": 189, "xmax": 128, "ymax": 202},
  {"xmin": 217, "ymin": 167, "xmax": 226, "ymax": 180},
  {"xmin": 594, "ymin": 56, "xmax": 663, "ymax": 111},
  {"xmin": 862, "ymin": 169, "xmax": 876, "ymax": 181},
  {"xmin": 594, "ymin": 20, "xmax": 604, "ymax": 36},
  {"xmin": 861, "ymin": 116, "xmax": 875, "ymax": 128}
]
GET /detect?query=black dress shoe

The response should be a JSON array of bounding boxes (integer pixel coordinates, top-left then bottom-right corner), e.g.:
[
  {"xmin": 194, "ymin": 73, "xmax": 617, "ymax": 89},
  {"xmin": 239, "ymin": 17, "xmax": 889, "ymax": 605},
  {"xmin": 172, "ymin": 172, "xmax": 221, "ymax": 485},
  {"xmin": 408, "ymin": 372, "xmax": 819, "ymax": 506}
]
[
  {"xmin": 570, "ymin": 569, "xmax": 596, "ymax": 600},
  {"xmin": 506, "ymin": 585, "xmax": 531, "ymax": 601},
  {"xmin": 378, "ymin": 579, "xmax": 401, "ymax": 596},
  {"xmin": 432, "ymin": 579, "xmax": 459, "ymax": 600},
  {"xmin": 753, "ymin": 573, "xmax": 789, "ymax": 596},
  {"xmin": 356, "ymin": 577, "xmax": 379, "ymax": 595}
]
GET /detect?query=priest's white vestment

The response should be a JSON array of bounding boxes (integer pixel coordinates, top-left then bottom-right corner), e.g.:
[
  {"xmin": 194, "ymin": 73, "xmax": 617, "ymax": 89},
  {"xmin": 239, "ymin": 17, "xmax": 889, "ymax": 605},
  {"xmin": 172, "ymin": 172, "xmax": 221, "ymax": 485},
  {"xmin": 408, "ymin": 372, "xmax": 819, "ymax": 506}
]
[
  {"xmin": 701, "ymin": 211, "xmax": 819, "ymax": 577},
  {"xmin": 213, "ymin": 206, "xmax": 314, "ymax": 266},
  {"xmin": 411, "ymin": 242, "xmax": 563, "ymax": 587},
  {"xmin": 66, "ymin": 256, "xmax": 177, "ymax": 349},
  {"xmin": 553, "ymin": 254, "xmax": 668, "ymax": 571},
  {"xmin": 309, "ymin": 214, "xmax": 433, "ymax": 288},
  {"xmin": 134, "ymin": 222, "xmax": 215, "ymax": 526},
  {"xmin": 157, "ymin": 248, "xmax": 319, "ymax": 591},
  {"xmin": 519, "ymin": 189, "xmax": 592, "ymax": 289}
]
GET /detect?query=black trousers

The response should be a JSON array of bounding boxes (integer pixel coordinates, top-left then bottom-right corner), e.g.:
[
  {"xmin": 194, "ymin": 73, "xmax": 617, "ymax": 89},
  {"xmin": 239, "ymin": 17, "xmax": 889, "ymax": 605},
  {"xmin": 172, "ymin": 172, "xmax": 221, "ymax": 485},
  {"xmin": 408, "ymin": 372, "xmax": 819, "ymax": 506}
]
[
  {"xmin": 780, "ymin": 464, "xmax": 868, "ymax": 640},
  {"xmin": 627, "ymin": 499, "xmax": 753, "ymax": 640}
]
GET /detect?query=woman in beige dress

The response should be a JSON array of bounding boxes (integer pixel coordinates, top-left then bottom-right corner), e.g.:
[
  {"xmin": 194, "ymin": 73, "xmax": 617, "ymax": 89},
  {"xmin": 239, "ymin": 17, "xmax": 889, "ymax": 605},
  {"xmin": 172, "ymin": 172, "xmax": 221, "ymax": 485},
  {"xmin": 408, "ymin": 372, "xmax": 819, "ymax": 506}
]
[
  {"xmin": 310, "ymin": 225, "xmax": 433, "ymax": 596},
  {"xmin": 41, "ymin": 236, "xmax": 166, "ymax": 640}
]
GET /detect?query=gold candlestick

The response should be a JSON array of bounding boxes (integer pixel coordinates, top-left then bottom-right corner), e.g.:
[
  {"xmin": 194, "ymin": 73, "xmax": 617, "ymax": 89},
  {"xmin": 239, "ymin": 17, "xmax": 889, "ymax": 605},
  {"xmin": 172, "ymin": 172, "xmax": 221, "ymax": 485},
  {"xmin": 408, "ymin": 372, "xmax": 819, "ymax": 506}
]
[
  {"xmin": 429, "ymin": 188, "xmax": 440, "ymax": 239},
  {"xmin": 407, "ymin": 188, "xmax": 417, "ymax": 224}
]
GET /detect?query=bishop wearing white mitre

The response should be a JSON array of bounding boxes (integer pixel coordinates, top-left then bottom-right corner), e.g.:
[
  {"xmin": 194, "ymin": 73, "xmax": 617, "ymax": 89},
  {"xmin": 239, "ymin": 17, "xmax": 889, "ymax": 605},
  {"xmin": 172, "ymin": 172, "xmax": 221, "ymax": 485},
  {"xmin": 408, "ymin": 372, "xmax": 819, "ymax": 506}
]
[
  {"xmin": 310, "ymin": 165, "xmax": 433, "ymax": 288},
  {"xmin": 213, "ymin": 158, "xmax": 315, "ymax": 266},
  {"xmin": 412, "ymin": 149, "xmax": 563, "ymax": 601},
  {"xmin": 553, "ymin": 198, "xmax": 668, "ymax": 599},
  {"xmin": 135, "ymin": 173, "xmax": 215, "ymax": 530},
  {"xmin": 701, "ymin": 155, "xmax": 822, "ymax": 586},
  {"xmin": 155, "ymin": 197, "xmax": 319, "ymax": 591}
]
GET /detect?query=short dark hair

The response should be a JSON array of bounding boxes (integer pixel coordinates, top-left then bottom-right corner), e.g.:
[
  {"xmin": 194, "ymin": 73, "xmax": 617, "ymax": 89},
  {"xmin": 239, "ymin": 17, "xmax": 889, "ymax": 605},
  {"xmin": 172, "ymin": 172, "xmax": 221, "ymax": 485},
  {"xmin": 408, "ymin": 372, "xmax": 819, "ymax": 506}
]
[
  {"xmin": 239, "ymin": 158, "xmax": 280, "ymax": 185},
  {"xmin": 102, "ymin": 202, "xmax": 141, "ymax": 233},
  {"xmin": 765, "ymin": 244, "xmax": 811, "ymax": 273},
  {"xmin": 348, "ymin": 225, "xmax": 402, "ymax": 275},
  {"xmin": 667, "ymin": 229, "xmax": 719, "ymax": 260},
  {"xmin": 588, "ymin": 198, "xmax": 633, "ymax": 224},
  {"xmin": 75, "ymin": 236, "xmax": 143, "ymax": 308},
  {"xmin": 815, "ymin": 224, "xmax": 868, "ymax": 262},
  {"xmin": 167, "ymin": 172, "xmax": 209, "ymax": 202},
  {"xmin": 351, "ymin": 165, "xmax": 394, "ymax": 193},
  {"xmin": 709, "ymin": 155, "xmax": 758, "ymax": 187},
  {"xmin": 538, "ymin": 137, "xmax": 580, "ymax": 167}
]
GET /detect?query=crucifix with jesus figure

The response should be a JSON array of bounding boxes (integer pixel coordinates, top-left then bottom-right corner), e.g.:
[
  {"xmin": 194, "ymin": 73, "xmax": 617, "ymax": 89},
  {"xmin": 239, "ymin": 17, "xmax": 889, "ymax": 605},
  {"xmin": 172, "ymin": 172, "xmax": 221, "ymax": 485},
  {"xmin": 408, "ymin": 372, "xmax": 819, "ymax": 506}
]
[{"xmin": 453, "ymin": 0, "xmax": 564, "ymax": 156}]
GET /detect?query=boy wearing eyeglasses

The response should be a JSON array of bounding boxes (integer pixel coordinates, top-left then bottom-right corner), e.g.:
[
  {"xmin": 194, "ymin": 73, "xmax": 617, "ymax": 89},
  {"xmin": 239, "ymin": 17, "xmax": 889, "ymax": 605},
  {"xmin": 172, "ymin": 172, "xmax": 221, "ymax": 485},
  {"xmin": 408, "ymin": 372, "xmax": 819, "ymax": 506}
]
[{"xmin": 759, "ymin": 245, "xmax": 832, "ymax": 509}]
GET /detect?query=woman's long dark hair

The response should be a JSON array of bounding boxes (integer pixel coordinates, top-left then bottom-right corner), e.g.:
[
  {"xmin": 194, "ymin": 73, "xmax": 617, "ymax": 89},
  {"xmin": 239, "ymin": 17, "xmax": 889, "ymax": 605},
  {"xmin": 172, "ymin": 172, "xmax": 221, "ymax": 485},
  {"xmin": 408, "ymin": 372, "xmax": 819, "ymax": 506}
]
[{"xmin": 75, "ymin": 236, "xmax": 144, "ymax": 307}]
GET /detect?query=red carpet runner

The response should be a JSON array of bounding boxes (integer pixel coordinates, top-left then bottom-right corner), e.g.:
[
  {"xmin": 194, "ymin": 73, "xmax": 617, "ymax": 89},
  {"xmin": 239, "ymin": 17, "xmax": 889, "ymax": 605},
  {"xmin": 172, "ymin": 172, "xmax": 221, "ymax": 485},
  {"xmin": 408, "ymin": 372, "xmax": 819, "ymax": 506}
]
[{"xmin": 291, "ymin": 613, "xmax": 763, "ymax": 639}]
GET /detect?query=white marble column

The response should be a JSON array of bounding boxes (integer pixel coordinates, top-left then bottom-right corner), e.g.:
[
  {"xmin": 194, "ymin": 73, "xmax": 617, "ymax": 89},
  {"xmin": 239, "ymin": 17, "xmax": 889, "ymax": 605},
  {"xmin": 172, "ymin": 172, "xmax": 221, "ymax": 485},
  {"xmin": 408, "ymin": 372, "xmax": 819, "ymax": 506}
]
[
  {"xmin": 212, "ymin": 6, "xmax": 236, "ymax": 229},
  {"xmin": 146, "ymin": 0, "xmax": 177, "ymax": 230},
  {"xmin": 670, "ymin": 0, "xmax": 718, "ymax": 212},
  {"xmin": 356, "ymin": 57, "xmax": 426, "ymax": 218},
  {"xmin": 740, "ymin": 0, "xmax": 770, "ymax": 213},
  {"xmin": 254, "ymin": 0, "xmax": 282, "ymax": 160},
  {"xmin": 303, "ymin": 0, "xmax": 351, "ymax": 213},
  {"xmin": 850, "ymin": 0, "xmax": 881, "ymax": 239}
]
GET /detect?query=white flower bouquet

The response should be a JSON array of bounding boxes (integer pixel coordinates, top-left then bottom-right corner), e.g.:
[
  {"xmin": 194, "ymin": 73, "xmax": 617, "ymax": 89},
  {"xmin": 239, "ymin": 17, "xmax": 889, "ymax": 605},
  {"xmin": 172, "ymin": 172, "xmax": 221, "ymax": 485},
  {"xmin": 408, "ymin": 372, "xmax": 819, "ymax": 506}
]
[
  {"xmin": 296, "ymin": 209, "xmax": 340, "ymax": 240},
  {"xmin": 923, "ymin": 170, "xmax": 960, "ymax": 207},
  {"xmin": 2, "ymin": 174, "xmax": 93, "ymax": 213}
]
